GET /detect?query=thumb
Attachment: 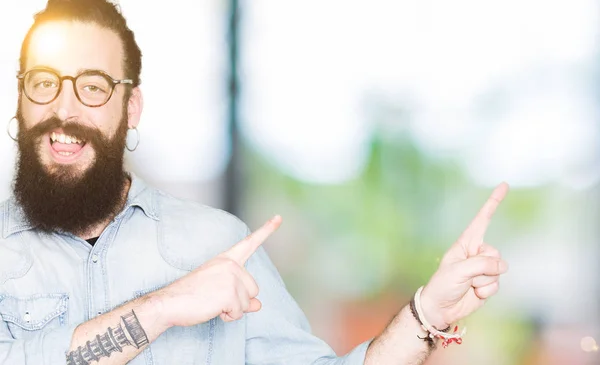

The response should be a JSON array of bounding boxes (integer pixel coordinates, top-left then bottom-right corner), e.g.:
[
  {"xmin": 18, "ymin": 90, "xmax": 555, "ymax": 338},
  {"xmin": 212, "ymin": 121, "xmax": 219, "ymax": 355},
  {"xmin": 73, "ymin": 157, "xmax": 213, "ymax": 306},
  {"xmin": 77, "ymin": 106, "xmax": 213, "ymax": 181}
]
[{"xmin": 247, "ymin": 298, "xmax": 262, "ymax": 313}]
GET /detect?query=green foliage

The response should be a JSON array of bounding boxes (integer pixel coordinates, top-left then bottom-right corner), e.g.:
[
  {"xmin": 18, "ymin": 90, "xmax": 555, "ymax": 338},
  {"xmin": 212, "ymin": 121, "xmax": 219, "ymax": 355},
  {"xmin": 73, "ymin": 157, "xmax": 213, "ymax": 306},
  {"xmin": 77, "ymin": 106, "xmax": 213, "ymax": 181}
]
[{"xmin": 242, "ymin": 131, "xmax": 545, "ymax": 297}]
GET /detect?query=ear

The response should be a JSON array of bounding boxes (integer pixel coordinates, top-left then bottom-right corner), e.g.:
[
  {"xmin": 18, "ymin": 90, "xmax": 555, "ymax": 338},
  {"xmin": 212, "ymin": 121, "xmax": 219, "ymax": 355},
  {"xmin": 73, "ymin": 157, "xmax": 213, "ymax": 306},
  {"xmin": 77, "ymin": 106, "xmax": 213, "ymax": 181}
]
[{"xmin": 127, "ymin": 87, "xmax": 143, "ymax": 129}]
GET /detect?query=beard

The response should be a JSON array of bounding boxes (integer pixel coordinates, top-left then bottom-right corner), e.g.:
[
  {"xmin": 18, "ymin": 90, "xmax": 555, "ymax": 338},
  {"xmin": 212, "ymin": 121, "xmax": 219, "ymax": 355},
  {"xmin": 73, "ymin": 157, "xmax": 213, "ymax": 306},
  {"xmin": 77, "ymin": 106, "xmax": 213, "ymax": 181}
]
[{"xmin": 13, "ymin": 106, "xmax": 129, "ymax": 236}]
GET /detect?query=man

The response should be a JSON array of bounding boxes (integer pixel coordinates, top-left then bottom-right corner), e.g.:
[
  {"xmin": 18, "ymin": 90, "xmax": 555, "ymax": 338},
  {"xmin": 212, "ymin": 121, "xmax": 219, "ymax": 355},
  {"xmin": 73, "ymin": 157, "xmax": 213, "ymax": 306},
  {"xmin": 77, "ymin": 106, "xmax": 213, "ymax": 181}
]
[{"xmin": 0, "ymin": 0, "xmax": 509, "ymax": 364}]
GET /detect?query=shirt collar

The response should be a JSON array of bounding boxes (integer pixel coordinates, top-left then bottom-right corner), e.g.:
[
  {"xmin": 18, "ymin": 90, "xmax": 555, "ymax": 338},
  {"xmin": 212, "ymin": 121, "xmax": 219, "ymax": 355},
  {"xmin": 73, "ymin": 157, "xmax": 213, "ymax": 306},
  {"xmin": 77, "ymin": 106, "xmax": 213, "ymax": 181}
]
[
  {"xmin": 122, "ymin": 173, "xmax": 159, "ymax": 221},
  {"xmin": 3, "ymin": 198, "xmax": 31, "ymax": 238},
  {"xmin": 2, "ymin": 173, "xmax": 159, "ymax": 239}
]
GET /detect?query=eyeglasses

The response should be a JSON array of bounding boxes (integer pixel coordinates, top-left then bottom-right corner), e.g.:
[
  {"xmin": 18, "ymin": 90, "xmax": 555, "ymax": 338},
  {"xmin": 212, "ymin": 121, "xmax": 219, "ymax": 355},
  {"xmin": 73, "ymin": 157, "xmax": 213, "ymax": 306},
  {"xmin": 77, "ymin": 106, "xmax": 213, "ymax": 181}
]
[{"xmin": 17, "ymin": 68, "xmax": 133, "ymax": 108}]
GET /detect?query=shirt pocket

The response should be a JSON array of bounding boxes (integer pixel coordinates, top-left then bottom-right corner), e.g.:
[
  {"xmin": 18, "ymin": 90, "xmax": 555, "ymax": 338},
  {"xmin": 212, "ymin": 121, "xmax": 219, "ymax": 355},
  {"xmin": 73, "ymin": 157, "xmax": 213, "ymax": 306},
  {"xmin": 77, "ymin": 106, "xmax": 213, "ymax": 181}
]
[{"xmin": 0, "ymin": 293, "xmax": 69, "ymax": 340}]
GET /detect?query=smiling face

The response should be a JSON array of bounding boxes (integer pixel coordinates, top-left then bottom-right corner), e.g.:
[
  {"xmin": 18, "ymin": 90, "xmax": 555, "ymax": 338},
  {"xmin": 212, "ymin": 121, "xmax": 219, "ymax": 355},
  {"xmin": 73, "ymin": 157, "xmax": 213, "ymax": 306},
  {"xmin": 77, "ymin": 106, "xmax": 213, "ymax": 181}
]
[
  {"xmin": 13, "ymin": 20, "xmax": 143, "ymax": 236},
  {"xmin": 19, "ymin": 20, "xmax": 133, "ymax": 176}
]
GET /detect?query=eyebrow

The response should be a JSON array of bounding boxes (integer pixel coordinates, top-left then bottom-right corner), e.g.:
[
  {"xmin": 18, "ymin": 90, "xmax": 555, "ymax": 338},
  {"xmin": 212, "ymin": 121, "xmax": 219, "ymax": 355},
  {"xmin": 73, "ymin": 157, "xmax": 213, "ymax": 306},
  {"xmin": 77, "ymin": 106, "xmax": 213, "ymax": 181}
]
[
  {"xmin": 76, "ymin": 68, "xmax": 112, "ymax": 76},
  {"xmin": 27, "ymin": 65, "xmax": 60, "ymax": 74},
  {"xmin": 28, "ymin": 66, "xmax": 113, "ymax": 77}
]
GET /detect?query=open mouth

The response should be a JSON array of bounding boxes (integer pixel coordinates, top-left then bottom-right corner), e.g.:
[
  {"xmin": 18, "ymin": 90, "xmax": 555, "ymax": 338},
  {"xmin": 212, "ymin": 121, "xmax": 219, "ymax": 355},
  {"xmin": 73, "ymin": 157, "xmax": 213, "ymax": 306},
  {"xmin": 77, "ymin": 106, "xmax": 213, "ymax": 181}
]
[{"xmin": 48, "ymin": 130, "xmax": 88, "ymax": 161}]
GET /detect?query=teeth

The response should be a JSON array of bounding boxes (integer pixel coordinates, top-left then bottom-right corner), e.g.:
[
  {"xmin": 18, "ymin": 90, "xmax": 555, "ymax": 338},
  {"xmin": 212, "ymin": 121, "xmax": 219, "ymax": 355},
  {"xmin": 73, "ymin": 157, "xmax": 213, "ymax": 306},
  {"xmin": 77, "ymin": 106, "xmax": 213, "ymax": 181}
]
[{"xmin": 50, "ymin": 133, "xmax": 83, "ymax": 144}]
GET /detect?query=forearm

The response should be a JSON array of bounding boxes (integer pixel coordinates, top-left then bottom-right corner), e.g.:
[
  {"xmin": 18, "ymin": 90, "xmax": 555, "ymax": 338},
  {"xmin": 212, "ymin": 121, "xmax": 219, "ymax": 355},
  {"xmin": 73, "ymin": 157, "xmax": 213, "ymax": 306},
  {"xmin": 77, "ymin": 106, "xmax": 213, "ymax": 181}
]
[
  {"xmin": 364, "ymin": 305, "xmax": 432, "ymax": 365},
  {"xmin": 67, "ymin": 293, "xmax": 169, "ymax": 365}
]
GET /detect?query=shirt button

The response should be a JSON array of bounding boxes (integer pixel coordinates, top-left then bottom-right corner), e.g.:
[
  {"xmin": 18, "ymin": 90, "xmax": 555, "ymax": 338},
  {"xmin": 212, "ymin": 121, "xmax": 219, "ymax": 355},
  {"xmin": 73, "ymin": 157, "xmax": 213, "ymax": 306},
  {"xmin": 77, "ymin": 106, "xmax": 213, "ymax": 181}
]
[
  {"xmin": 92, "ymin": 254, "xmax": 99, "ymax": 263},
  {"xmin": 23, "ymin": 312, "xmax": 31, "ymax": 323}
]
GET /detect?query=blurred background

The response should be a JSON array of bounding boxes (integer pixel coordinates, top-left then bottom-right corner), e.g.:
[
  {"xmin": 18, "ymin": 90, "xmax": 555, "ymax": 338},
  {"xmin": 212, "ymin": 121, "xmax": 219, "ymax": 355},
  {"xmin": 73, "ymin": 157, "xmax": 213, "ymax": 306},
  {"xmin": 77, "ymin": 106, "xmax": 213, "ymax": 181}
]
[{"xmin": 1, "ymin": 0, "xmax": 600, "ymax": 364}]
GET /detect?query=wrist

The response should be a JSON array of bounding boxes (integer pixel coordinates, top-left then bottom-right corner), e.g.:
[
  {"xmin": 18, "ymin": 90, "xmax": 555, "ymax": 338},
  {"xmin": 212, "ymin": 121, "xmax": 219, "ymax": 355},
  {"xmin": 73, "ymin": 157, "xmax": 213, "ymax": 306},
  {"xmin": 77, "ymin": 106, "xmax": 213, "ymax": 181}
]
[
  {"xmin": 142, "ymin": 290, "xmax": 173, "ymax": 333},
  {"xmin": 418, "ymin": 286, "xmax": 450, "ymax": 330},
  {"xmin": 411, "ymin": 286, "xmax": 467, "ymax": 349}
]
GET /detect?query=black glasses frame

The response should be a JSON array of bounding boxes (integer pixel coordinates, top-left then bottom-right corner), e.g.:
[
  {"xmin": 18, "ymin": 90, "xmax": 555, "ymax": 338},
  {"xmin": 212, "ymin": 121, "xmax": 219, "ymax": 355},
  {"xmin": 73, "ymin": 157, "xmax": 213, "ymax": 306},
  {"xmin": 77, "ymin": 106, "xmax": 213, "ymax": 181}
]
[{"xmin": 17, "ymin": 67, "xmax": 133, "ymax": 108}]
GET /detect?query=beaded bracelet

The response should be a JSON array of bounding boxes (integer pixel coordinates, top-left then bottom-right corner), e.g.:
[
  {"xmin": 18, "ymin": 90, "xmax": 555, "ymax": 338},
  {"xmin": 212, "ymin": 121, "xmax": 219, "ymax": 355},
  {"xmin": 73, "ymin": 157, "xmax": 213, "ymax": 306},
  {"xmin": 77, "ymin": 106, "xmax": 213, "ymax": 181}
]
[{"xmin": 409, "ymin": 286, "xmax": 466, "ymax": 349}]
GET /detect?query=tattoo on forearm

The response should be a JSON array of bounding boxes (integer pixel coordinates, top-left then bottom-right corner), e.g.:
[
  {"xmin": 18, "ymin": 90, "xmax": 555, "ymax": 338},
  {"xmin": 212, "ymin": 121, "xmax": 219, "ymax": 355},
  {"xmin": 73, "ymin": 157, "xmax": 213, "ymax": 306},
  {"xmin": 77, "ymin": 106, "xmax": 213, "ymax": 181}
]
[{"xmin": 66, "ymin": 310, "xmax": 149, "ymax": 365}]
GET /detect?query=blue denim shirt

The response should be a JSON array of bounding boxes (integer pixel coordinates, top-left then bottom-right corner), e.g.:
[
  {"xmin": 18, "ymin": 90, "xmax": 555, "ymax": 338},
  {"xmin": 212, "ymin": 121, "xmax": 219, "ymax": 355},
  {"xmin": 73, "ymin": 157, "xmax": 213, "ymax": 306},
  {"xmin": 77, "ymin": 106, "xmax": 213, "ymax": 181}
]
[{"xmin": 0, "ymin": 175, "xmax": 370, "ymax": 364}]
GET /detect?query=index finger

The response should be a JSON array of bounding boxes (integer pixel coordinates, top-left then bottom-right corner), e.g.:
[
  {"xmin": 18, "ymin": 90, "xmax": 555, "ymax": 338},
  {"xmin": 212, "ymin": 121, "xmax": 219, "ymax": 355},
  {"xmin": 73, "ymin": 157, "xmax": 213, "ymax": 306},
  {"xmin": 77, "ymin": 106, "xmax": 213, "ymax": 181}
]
[
  {"xmin": 224, "ymin": 215, "xmax": 282, "ymax": 265},
  {"xmin": 459, "ymin": 182, "xmax": 509, "ymax": 254}
]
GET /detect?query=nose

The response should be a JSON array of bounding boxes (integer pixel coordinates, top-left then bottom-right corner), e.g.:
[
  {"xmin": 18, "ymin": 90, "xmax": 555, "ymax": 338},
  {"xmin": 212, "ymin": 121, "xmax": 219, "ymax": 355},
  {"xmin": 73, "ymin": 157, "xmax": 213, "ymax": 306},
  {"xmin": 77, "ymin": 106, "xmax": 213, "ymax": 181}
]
[{"xmin": 54, "ymin": 79, "xmax": 81, "ymax": 121}]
